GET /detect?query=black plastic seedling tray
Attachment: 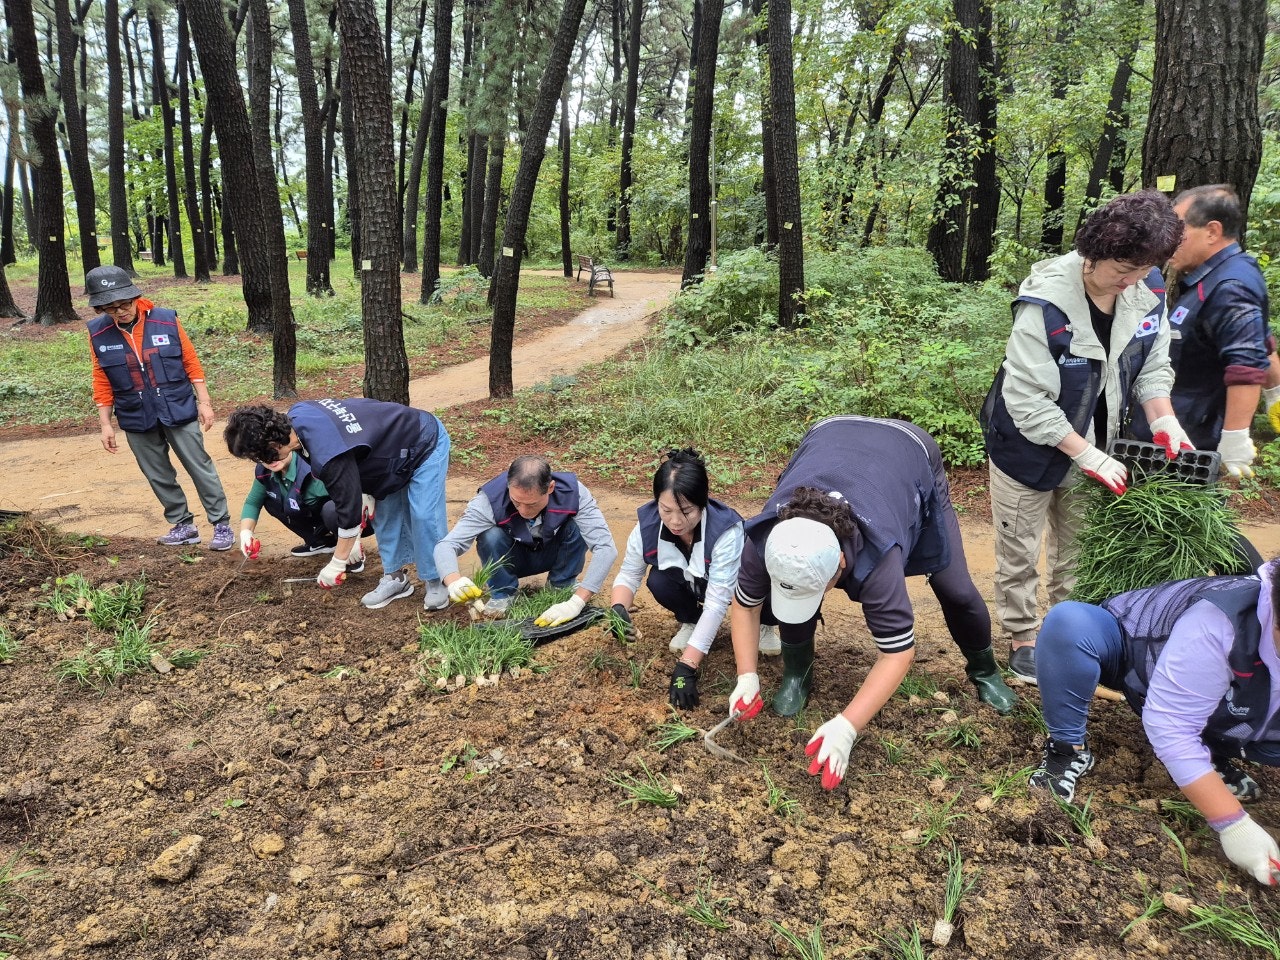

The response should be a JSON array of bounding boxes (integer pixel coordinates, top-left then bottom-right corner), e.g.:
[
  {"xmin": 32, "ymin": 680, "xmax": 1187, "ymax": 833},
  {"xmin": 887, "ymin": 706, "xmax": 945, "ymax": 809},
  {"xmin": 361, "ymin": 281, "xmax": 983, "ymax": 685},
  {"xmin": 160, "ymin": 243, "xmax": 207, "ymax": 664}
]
[
  {"xmin": 1107, "ymin": 438, "xmax": 1221, "ymax": 486},
  {"xmin": 489, "ymin": 604, "xmax": 606, "ymax": 643}
]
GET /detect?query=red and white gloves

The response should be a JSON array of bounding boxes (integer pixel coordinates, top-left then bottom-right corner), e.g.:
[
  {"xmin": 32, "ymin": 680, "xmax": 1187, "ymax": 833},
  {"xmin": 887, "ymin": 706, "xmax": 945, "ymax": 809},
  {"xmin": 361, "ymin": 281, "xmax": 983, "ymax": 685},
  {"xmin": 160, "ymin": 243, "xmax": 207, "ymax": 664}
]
[
  {"xmin": 805, "ymin": 715, "xmax": 857, "ymax": 790},
  {"xmin": 729, "ymin": 673, "xmax": 763, "ymax": 720},
  {"xmin": 361, "ymin": 493, "xmax": 377, "ymax": 527},
  {"xmin": 317, "ymin": 556, "xmax": 348, "ymax": 589},
  {"xmin": 1149, "ymin": 415, "xmax": 1195, "ymax": 460},
  {"xmin": 239, "ymin": 530, "xmax": 261, "ymax": 559},
  {"xmin": 1071, "ymin": 445, "xmax": 1128, "ymax": 495},
  {"xmin": 1218, "ymin": 813, "xmax": 1280, "ymax": 885}
]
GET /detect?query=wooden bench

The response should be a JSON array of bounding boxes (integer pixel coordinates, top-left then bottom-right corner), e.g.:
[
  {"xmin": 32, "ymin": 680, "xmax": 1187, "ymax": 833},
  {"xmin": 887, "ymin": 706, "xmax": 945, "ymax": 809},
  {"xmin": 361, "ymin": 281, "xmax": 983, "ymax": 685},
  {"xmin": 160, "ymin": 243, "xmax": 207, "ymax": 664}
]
[
  {"xmin": 576, "ymin": 254, "xmax": 614, "ymax": 298},
  {"xmin": 138, "ymin": 250, "xmax": 153, "ymax": 262}
]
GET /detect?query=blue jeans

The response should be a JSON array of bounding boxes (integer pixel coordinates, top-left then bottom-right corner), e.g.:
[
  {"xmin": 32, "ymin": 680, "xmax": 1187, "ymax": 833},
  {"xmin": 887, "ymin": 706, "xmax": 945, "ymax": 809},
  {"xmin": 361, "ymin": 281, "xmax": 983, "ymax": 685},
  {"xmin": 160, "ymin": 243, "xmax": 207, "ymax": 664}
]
[
  {"xmin": 476, "ymin": 519, "xmax": 588, "ymax": 600},
  {"xmin": 374, "ymin": 427, "xmax": 450, "ymax": 581},
  {"xmin": 1038, "ymin": 600, "xmax": 1128, "ymax": 744}
]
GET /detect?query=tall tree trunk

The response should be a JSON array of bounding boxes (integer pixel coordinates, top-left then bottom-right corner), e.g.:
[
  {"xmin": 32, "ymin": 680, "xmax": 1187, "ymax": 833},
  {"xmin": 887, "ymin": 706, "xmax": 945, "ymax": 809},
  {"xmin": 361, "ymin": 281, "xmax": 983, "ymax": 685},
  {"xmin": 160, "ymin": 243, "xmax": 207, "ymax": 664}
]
[
  {"xmin": 322, "ymin": 12, "xmax": 339, "ymax": 262},
  {"xmin": 8, "ymin": 0, "xmax": 78, "ymax": 323},
  {"xmin": 176, "ymin": 1, "xmax": 211, "ymax": 283},
  {"xmin": 455, "ymin": 10, "xmax": 475, "ymax": 266},
  {"xmin": 767, "ymin": 0, "xmax": 803, "ymax": 325},
  {"xmin": 338, "ymin": 0, "xmax": 410, "ymax": 403},
  {"xmin": 149, "ymin": 8, "xmax": 187, "ymax": 278},
  {"xmin": 419, "ymin": 0, "xmax": 453, "ymax": 303},
  {"xmin": 1143, "ymin": 0, "xmax": 1265, "ymax": 210},
  {"xmin": 926, "ymin": 0, "xmax": 980, "ymax": 281},
  {"xmin": 559, "ymin": 79, "xmax": 572, "ymax": 277},
  {"xmin": 54, "ymin": 0, "xmax": 99, "ymax": 274},
  {"xmin": 1040, "ymin": 3, "xmax": 1076, "ymax": 252},
  {"xmin": 105, "ymin": 0, "xmax": 135, "ymax": 272},
  {"xmin": 186, "ymin": 0, "xmax": 297, "ymax": 397},
  {"xmin": 340, "ymin": 65, "xmax": 363, "ymax": 274},
  {"xmin": 286, "ymin": 0, "xmax": 334, "ymax": 294},
  {"xmin": 477, "ymin": 134, "xmax": 505, "ymax": 278},
  {"xmin": 963, "ymin": 0, "xmax": 998, "ymax": 281},
  {"xmin": 1, "ymin": 163, "xmax": 16, "ymax": 265},
  {"xmin": 397, "ymin": 0, "xmax": 429, "ymax": 225},
  {"xmin": 488, "ymin": 0, "xmax": 588, "ymax": 398},
  {"xmin": 615, "ymin": 0, "xmax": 642, "ymax": 259},
  {"xmin": 402, "ymin": 57, "xmax": 435, "ymax": 273},
  {"xmin": 1081, "ymin": 42, "xmax": 1137, "ymax": 226},
  {"xmin": 681, "ymin": 0, "xmax": 724, "ymax": 287}
]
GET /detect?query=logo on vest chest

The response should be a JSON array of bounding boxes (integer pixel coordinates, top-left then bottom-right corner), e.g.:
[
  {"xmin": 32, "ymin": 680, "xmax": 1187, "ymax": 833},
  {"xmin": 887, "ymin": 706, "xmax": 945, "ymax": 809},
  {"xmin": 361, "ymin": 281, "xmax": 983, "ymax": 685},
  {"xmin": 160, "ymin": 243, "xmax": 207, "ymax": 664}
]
[
  {"xmin": 150, "ymin": 334, "xmax": 171, "ymax": 346},
  {"xmin": 1058, "ymin": 356, "xmax": 1087, "ymax": 366},
  {"xmin": 98, "ymin": 343, "xmax": 124, "ymax": 352}
]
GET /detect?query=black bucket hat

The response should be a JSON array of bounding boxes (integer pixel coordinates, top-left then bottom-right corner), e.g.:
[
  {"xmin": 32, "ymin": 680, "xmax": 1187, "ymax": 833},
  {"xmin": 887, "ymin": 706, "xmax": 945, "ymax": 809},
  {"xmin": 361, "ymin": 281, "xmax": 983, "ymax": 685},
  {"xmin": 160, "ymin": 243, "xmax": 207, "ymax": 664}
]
[{"xmin": 85, "ymin": 265, "xmax": 144, "ymax": 308}]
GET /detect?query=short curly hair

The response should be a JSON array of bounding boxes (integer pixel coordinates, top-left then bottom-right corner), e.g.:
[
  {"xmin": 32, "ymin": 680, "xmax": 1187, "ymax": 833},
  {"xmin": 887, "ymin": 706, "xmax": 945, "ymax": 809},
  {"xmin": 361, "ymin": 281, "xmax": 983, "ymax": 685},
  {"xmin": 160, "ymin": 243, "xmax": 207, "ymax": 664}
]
[
  {"xmin": 224, "ymin": 404, "xmax": 294, "ymax": 463},
  {"xmin": 776, "ymin": 486, "xmax": 856, "ymax": 541},
  {"xmin": 1074, "ymin": 189, "xmax": 1183, "ymax": 266}
]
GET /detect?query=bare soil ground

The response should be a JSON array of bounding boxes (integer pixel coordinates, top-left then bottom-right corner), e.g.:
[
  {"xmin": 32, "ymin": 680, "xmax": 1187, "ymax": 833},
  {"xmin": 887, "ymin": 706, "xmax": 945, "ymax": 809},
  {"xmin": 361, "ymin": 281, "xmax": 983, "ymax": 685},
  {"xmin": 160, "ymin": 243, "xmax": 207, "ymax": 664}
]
[{"xmin": 2, "ymin": 270, "xmax": 1279, "ymax": 958}]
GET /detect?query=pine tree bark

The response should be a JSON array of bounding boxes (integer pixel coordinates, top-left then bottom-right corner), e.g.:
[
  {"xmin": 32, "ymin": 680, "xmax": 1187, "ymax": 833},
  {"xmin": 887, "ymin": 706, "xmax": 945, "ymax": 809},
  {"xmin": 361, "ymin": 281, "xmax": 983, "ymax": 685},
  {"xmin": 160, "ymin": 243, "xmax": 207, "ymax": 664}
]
[
  {"xmin": 615, "ymin": 0, "xmax": 642, "ymax": 259},
  {"xmin": 488, "ymin": 0, "xmax": 588, "ymax": 398},
  {"xmin": 402, "ymin": 57, "xmax": 435, "ymax": 273},
  {"xmin": 1040, "ymin": 3, "xmax": 1076, "ymax": 252},
  {"xmin": 559, "ymin": 80, "xmax": 572, "ymax": 277},
  {"xmin": 54, "ymin": 0, "xmax": 100, "ymax": 274},
  {"xmin": 962, "ymin": 1, "xmax": 998, "ymax": 282},
  {"xmin": 680, "ymin": 0, "xmax": 724, "ymax": 287},
  {"xmin": 176, "ymin": 1, "xmax": 211, "ymax": 283},
  {"xmin": 186, "ymin": 0, "xmax": 296, "ymax": 397},
  {"xmin": 767, "ymin": 0, "xmax": 804, "ymax": 325},
  {"xmin": 419, "ymin": 0, "xmax": 453, "ymax": 303},
  {"xmin": 104, "ymin": 0, "xmax": 136, "ymax": 272},
  {"xmin": 1142, "ymin": 0, "xmax": 1266, "ymax": 211},
  {"xmin": 286, "ymin": 0, "xmax": 334, "ymax": 294},
  {"xmin": 149, "ymin": 8, "xmax": 187, "ymax": 278},
  {"xmin": 1081, "ymin": 41, "xmax": 1137, "ymax": 224},
  {"xmin": 338, "ymin": 0, "xmax": 410, "ymax": 404},
  {"xmin": 340, "ymin": 65, "xmax": 362, "ymax": 273},
  {"xmin": 8, "ymin": 0, "xmax": 79, "ymax": 324}
]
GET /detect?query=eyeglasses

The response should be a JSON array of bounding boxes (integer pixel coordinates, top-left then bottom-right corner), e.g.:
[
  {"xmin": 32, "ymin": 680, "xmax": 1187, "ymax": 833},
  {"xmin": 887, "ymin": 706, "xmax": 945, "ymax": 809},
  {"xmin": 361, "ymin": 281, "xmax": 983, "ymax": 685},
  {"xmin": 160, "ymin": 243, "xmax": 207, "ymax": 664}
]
[{"xmin": 101, "ymin": 299, "xmax": 136, "ymax": 314}]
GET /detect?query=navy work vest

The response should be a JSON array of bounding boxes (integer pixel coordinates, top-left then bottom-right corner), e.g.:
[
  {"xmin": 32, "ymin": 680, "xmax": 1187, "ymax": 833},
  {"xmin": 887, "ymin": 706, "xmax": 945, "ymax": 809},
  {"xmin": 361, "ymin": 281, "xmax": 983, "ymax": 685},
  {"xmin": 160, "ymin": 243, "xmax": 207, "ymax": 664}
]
[
  {"xmin": 1132, "ymin": 249, "xmax": 1270, "ymax": 448},
  {"xmin": 288, "ymin": 398, "xmax": 438, "ymax": 499},
  {"xmin": 637, "ymin": 497, "xmax": 741, "ymax": 582},
  {"xmin": 254, "ymin": 455, "xmax": 322, "ymax": 524},
  {"xmin": 982, "ymin": 268, "xmax": 1166, "ymax": 491},
  {"xmin": 482, "ymin": 471, "xmax": 580, "ymax": 547},
  {"xmin": 88, "ymin": 308, "xmax": 197, "ymax": 433},
  {"xmin": 743, "ymin": 416, "xmax": 950, "ymax": 599},
  {"xmin": 1104, "ymin": 575, "xmax": 1280, "ymax": 764}
]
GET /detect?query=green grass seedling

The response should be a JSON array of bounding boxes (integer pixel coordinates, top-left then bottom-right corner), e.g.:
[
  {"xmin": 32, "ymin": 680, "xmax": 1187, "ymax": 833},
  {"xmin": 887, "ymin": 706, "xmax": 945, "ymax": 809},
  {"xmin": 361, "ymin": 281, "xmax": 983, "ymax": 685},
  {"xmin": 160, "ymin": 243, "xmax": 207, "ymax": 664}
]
[
  {"xmin": 506, "ymin": 585, "xmax": 575, "ymax": 621},
  {"xmin": 880, "ymin": 737, "xmax": 907, "ymax": 765},
  {"xmin": 876, "ymin": 923, "xmax": 926, "ymax": 960},
  {"xmin": 1159, "ymin": 797, "xmax": 1206, "ymax": 833},
  {"xmin": 896, "ymin": 673, "xmax": 938, "ymax": 700},
  {"xmin": 761, "ymin": 764, "xmax": 802, "ymax": 820},
  {"xmin": 1160, "ymin": 823, "xmax": 1192, "ymax": 875},
  {"xmin": 651, "ymin": 711, "xmax": 699, "ymax": 752},
  {"xmin": 769, "ymin": 919, "xmax": 828, "ymax": 960},
  {"xmin": 626, "ymin": 657, "xmax": 653, "ymax": 689},
  {"xmin": 417, "ymin": 620, "xmax": 534, "ymax": 683},
  {"xmin": 1014, "ymin": 699, "xmax": 1048, "ymax": 737},
  {"xmin": 0, "ymin": 847, "xmax": 44, "ymax": 949},
  {"xmin": 0, "ymin": 626, "xmax": 19, "ymax": 664},
  {"xmin": 926, "ymin": 717, "xmax": 983, "ymax": 749},
  {"xmin": 1181, "ymin": 898, "xmax": 1280, "ymax": 958},
  {"xmin": 942, "ymin": 844, "xmax": 978, "ymax": 924},
  {"xmin": 1121, "ymin": 882, "xmax": 1167, "ymax": 939},
  {"xmin": 321, "ymin": 665, "xmax": 360, "ymax": 680},
  {"xmin": 1055, "ymin": 792, "xmax": 1098, "ymax": 839},
  {"xmin": 53, "ymin": 616, "xmax": 160, "ymax": 689},
  {"xmin": 606, "ymin": 759, "xmax": 679, "ymax": 808},
  {"xmin": 915, "ymin": 758, "xmax": 956, "ymax": 783},
  {"xmin": 980, "ymin": 764, "xmax": 1036, "ymax": 802},
  {"xmin": 911, "ymin": 791, "xmax": 965, "ymax": 846},
  {"xmin": 636, "ymin": 871, "xmax": 733, "ymax": 931},
  {"xmin": 165, "ymin": 648, "xmax": 208, "ymax": 670}
]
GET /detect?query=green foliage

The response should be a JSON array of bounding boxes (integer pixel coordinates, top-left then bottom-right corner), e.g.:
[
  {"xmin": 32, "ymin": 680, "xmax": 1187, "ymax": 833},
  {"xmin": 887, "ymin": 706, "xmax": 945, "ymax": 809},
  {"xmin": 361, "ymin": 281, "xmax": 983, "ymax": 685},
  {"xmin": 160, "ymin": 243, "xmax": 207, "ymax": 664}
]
[
  {"xmin": 0, "ymin": 847, "xmax": 44, "ymax": 950},
  {"xmin": 875, "ymin": 923, "xmax": 927, "ymax": 960},
  {"xmin": 0, "ymin": 626, "xmax": 18, "ymax": 664},
  {"xmin": 762, "ymin": 764, "xmax": 802, "ymax": 821},
  {"xmin": 1181, "ymin": 898, "xmax": 1280, "ymax": 958},
  {"xmin": 54, "ymin": 616, "xmax": 159, "ymax": 689},
  {"xmin": 1070, "ymin": 476, "xmax": 1243, "ymax": 604},
  {"xmin": 606, "ymin": 759, "xmax": 679, "ymax": 808},
  {"xmin": 651, "ymin": 711, "xmax": 699, "ymax": 752},
  {"xmin": 504, "ymin": 585, "xmax": 576, "ymax": 621},
  {"xmin": 416, "ymin": 621, "xmax": 535, "ymax": 683},
  {"xmin": 769, "ymin": 919, "xmax": 829, "ymax": 960},
  {"xmin": 910, "ymin": 791, "xmax": 966, "ymax": 846},
  {"xmin": 636, "ymin": 870, "xmax": 733, "ymax": 931}
]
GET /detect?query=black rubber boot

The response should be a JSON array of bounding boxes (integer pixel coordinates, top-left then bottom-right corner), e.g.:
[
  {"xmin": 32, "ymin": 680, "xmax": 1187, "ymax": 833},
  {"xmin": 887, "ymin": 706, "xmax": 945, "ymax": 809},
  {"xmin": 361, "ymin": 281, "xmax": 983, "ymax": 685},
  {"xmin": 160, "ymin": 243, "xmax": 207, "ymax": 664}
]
[
  {"xmin": 963, "ymin": 646, "xmax": 1017, "ymax": 715},
  {"xmin": 772, "ymin": 640, "xmax": 815, "ymax": 717}
]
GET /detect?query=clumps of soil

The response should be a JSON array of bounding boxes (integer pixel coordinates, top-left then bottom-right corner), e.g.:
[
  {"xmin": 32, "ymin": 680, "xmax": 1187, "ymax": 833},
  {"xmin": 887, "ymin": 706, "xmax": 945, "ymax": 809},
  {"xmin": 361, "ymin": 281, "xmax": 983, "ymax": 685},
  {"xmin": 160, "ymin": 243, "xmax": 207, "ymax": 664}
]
[{"xmin": 0, "ymin": 532, "xmax": 1275, "ymax": 958}]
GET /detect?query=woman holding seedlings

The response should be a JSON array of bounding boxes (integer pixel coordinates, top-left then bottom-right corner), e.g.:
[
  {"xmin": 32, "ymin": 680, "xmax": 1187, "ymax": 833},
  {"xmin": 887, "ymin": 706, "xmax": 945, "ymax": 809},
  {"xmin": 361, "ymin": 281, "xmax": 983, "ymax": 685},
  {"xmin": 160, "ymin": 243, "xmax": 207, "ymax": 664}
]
[
  {"xmin": 1030, "ymin": 561, "xmax": 1280, "ymax": 887},
  {"xmin": 725, "ymin": 415, "xmax": 1018, "ymax": 791},
  {"xmin": 608, "ymin": 449, "xmax": 776, "ymax": 709},
  {"xmin": 982, "ymin": 190, "xmax": 1194, "ymax": 686}
]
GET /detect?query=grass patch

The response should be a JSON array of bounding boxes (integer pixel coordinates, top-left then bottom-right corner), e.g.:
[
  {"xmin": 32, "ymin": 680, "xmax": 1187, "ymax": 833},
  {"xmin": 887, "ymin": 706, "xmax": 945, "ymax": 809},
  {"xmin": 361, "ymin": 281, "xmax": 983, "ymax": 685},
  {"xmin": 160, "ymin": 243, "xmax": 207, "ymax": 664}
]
[
  {"xmin": 0, "ymin": 847, "xmax": 44, "ymax": 951},
  {"xmin": 637, "ymin": 870, "xmax": 733, "ymax": 931},
  {"xmin": 926, "ymin": 717, "xmax": 983, "ymax": 749},
  {"xmin": 769, "ymin": 919, "xmax": 829, "ymax": 959},
  {"xmin": 53, "ymin": 616, "xmax": 159, "ymax": 689},
  {"xmin": 606, "ymin": 759, "xmax": 679, "ymax": 808},
  {"xmin": 504, "ymin": 584, "xmax": 576, "ymax": 621},
  {"xmin": 0, "ymin": 626, "xmax": 18, "ymax": 663},
  {"xmin": 416, "ymin": 620, "xmax": 534, "ymax": 683},
  {"xmin": 1181, "ymin": 898, "xmax": 1280, "ymax": 957},
  {"xmin": 762, "ymin": 764, "xmax": 802, "ymax": 820},
  {"xmin": 910, "ymin": 791, "xmax": 965, "ymax": 846},
  {"xmin": 651, "ymin": 711, "xmax": 699, "ymax": 752}
]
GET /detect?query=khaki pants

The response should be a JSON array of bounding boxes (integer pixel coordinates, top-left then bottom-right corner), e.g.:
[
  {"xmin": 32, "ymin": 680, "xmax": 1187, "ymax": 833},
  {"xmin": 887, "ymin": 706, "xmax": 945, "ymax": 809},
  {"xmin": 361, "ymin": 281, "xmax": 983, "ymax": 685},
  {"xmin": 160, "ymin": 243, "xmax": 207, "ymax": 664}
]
[{"xmin": 989, "ymin": 460, "xmax": 1085, "ymax": 641}]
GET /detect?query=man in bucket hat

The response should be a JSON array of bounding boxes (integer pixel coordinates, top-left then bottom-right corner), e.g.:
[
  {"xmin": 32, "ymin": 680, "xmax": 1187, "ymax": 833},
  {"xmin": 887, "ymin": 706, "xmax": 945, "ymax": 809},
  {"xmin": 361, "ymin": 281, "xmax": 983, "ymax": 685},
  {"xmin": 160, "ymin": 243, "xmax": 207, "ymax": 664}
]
[
  {"xmin": 721, "ymin": 415, "xmax": 1016, "ymax": 791},
  {"xmin": 85, "ymin": 265, "xmax": 234, "ymax": 550}
]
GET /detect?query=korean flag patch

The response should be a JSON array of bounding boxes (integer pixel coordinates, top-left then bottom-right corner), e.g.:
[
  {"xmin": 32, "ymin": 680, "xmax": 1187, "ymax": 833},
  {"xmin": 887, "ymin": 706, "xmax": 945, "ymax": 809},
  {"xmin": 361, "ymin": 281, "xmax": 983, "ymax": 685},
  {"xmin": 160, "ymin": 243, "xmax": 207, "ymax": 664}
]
[
  {"xmin": 1135, "ymin": 312, "xmax": 1160, "ymax": 338},
  {"xmin": 151, "ymin": 334, "xmax": 171, "ymax": 346},
  {"xmin": 1169, "ymin": 305, "xmax": 1189, "ymax": 326}
]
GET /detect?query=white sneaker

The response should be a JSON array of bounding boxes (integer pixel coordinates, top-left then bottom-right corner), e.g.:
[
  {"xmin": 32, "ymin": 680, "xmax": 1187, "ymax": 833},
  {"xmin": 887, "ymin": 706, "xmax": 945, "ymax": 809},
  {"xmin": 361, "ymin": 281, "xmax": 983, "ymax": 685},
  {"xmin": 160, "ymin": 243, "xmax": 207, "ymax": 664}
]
[
  {"xmin": 668, "ymin": 623, "xmax": 696, "ymax": 653},
  {"xmin": 361, "ymin": 572, "xmax": 414, "ymax": 609},
  {"xmin": 423, "ymin": 579, "xmax": 449, "ymax": 611},
  {"xmin": 759, "ymin": 624, "xmax": 781, "ymax": 656}
]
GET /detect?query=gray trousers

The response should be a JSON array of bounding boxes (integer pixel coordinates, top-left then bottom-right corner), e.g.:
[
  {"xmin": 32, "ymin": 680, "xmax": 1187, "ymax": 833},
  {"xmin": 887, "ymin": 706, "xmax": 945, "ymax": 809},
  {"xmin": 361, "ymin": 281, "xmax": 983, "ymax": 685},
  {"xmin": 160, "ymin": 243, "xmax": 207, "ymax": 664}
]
[{"xmin": 124, "ymin": 419, "xmax": 230, "ymax": 526}]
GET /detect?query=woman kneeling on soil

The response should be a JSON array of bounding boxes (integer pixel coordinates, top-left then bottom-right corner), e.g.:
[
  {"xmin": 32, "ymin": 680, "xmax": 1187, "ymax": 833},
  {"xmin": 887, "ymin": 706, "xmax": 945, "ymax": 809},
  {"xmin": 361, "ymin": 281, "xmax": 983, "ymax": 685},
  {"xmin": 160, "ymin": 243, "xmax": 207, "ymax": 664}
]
[
  {"xmin": 607, "ymin": 449, "xmax": 777, "ymax": 709},
  {"xmin": 727, "ymin": 415, "xmax": 1018, "ymax": 791},
  {"xmin": 1030, "ymin": 562, "xmax": 1280, "ymax": 887}
]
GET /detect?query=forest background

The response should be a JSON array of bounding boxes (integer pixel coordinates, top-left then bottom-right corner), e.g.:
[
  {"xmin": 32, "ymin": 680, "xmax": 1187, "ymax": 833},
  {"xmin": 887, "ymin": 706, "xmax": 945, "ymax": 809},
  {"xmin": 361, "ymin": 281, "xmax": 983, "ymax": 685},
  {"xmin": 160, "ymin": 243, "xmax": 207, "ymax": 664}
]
[{"xmin": 2, "ymin": 0, "xmax": 1280, "ymax": 492}]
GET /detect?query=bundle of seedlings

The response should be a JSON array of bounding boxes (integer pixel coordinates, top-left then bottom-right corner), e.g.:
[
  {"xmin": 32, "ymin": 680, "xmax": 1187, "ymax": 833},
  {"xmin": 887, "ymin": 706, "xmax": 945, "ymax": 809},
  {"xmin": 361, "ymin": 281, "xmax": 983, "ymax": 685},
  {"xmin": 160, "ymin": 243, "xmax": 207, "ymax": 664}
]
[{"xmin": 1070, "ymin": 473, "xmax": 1243, "ymax": 605}]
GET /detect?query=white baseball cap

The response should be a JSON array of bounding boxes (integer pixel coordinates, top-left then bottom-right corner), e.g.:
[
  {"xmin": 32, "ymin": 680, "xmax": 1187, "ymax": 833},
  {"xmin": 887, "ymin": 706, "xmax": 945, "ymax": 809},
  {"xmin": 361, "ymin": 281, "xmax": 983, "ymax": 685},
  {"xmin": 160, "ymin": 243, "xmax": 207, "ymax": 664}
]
[{"xmin": 764, "ymin": 517, "xmax": 842, "ymax": 623}]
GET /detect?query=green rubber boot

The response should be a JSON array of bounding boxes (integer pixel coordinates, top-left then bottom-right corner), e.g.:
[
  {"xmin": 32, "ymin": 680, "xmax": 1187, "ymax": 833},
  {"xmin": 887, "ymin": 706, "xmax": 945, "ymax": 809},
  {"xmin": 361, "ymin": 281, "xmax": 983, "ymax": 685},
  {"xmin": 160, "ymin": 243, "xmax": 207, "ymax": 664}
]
[
  {"xmin": 772, "ymin": 639, "xmax": 815, "ymax": 717},
  {"xmin": 963, "ymin": 645, "xmax": 1017, "ymax": 715}
]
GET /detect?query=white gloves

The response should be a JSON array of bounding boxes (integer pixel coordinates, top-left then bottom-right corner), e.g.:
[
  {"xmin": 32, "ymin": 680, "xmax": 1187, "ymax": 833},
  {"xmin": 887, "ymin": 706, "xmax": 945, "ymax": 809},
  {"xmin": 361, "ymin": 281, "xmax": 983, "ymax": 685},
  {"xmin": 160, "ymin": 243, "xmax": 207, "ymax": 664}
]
[
  {"xmin": 449, "ymin": 576, "xmax": 482, "ymax": 604},
  {"xmin": 1149, "ymin": 415, "xmax": 1194, "ymax": 459},
  {"xmin": 535, "ymin": 593, "xmax": 585, "ymax": 627},
  {"xmin": 1263, "ymin": 385, "xmax": 1280, "ymax": 434},
  {"xmin": 728, "ymin": 672, "xmax": 763, "ymax": 720},
  {"xmin": 1218, "ymin": 812, "xmax": 1280, "ymax": 885},
  {"xmin": 316, "ymin": 556, "xmax": 348, "ymax": 589},
  {"xmin": 361, "ymin": 493, "xmax": 377, "ymax": 525},
  {"xmin": 1218, "ymin": 428, "xmax": 1256, "ymax": 479},
  {"xmin": 239, "ymin": 529, "xmax": 259, "ymax": 558},
  {"xmin": 1071, "ymin": 445, "xmax": 1128, "ymax": 494},
  {"xmin": 347, "ymin": 539, "xmax": 364, "ymax": 568},
  {"xmin": 805, "ymin": 715, "xmax": 858, "ymax": 790}
]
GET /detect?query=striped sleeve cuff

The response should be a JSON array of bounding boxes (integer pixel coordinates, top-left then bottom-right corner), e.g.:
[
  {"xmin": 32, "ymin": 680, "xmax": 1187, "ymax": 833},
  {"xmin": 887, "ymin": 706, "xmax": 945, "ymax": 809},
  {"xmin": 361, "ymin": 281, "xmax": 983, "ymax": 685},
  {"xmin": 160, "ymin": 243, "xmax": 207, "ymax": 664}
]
[
  {"xmin": 872, "ymin": 627, "xmax": 915, "ymax": 654},
  {"xmin": 735, "ymin": 585, "xmax": 766, "ymax": 608}
]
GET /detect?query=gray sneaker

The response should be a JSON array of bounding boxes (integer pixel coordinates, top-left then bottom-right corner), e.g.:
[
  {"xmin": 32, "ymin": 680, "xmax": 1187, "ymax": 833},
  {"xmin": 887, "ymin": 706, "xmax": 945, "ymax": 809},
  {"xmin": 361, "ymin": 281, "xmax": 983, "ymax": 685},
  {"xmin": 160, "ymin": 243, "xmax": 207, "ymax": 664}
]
[
  {"xmin": 208, "ymin": 522, "xmax": 235, "ymax": 552},
  {"xmin": 1009, "ymin": 644, "xmax": 1037, "ymax": 685},
  {"xmin": 423, "ymin": 579, "xmax": 449, "ymax": 611},
  {"xmin": 158, "ymin": 522, "xmax": 200, "ymax": 547},
  {"xmin": 483, "ymin": 596, "xmax": 512, "ymax": 616},
  {"xmin": 361, "ymin": 572, "xmax": 414, "ymax": 609}
]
